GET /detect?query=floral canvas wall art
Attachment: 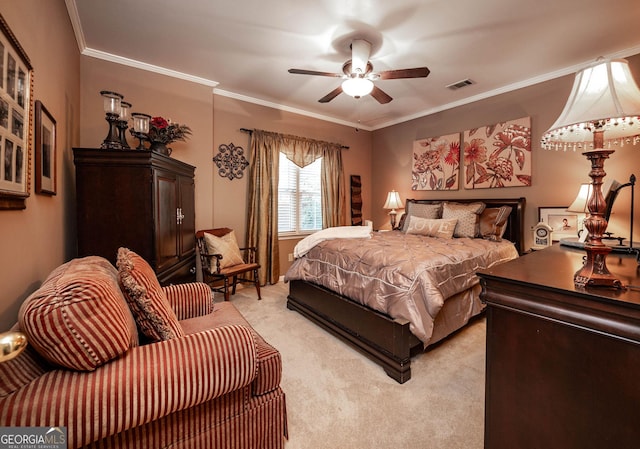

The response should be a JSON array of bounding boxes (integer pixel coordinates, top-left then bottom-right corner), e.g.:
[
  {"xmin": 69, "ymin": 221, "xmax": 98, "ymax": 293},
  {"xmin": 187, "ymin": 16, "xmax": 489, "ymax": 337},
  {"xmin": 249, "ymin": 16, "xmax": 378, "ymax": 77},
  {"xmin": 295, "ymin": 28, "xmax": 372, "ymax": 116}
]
[
  {"xmin": 412, "ymin": 133, "xmax": 460, "ymax": 191},
  {"xmin": 464, "ymin": 117, "xmax": 531, "ymax": 189}
]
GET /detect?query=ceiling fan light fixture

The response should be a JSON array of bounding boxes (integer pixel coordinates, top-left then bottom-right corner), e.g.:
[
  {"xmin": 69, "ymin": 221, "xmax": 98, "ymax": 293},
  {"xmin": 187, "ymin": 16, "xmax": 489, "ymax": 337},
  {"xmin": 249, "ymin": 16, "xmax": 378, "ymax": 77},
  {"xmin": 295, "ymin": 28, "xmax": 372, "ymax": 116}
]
[{"xmin": 342, "ymin": 77, "xmax": 374, "ymax": 98}]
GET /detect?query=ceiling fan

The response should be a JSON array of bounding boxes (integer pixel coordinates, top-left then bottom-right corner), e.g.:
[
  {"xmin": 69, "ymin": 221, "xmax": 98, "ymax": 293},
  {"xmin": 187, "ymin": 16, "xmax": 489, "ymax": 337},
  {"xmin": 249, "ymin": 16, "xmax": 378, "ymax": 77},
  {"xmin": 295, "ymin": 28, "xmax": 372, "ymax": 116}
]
[{"xmin": 288, "ymin": 39, "xmax": 430, "ymax": 104}]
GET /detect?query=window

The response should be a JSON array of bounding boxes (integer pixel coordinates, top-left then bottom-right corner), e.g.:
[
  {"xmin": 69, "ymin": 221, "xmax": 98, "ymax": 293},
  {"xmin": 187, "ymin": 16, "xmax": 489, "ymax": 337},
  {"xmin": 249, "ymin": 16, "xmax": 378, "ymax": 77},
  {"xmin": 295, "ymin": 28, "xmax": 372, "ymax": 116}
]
[{"xmin": 278, "ymin": 152, "xmax": 322, "ymax": 235}]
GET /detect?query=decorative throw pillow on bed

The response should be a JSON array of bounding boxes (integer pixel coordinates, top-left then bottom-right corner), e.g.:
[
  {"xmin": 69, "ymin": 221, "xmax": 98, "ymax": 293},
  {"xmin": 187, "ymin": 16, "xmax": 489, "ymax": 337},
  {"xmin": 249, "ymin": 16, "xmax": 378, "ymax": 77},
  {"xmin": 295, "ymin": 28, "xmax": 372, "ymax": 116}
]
[
  {"xmin": 204, "ymin": 230, "xmax": 244, "ymax": 271},
  {"xmin": 117, "ymin": 247, "xmax": 184, "ymax": 342},
  {"xmin": 479, "ymin": 206, "xmax": 512, "ymax": 241},
  {"xmin": 18, "ymin": 256, "xmax": 138, "ymax": 371},
  {"xmin": 405, "ymin": 216, "xmax": 458, "ymax": 239},
  {"xmin": 400, "ymin": 202, "xmax": 443, "ymax": 231},
  {"xmin": 442, "ymin": 202, "xmax": 486, "ymax": 238}
]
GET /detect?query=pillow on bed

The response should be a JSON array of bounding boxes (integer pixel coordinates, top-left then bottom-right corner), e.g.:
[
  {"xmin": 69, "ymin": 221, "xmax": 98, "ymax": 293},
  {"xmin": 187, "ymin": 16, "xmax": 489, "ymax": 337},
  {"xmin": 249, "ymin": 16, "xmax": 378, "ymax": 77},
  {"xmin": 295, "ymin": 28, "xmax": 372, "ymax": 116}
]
[
  {"xmin": 400, "ymin": 202, "xmax": 442, "ymax": 231},
  {"xmin": 405, "ymin": 216, "xmax": 458, "ymax": 239},
  {"xmin": 442, "ymin": 202, "xmax": 486, "ymax": 238},
  {"xmin": 479, "ymin": 206, "xmax": 512, "ymax": 241}
]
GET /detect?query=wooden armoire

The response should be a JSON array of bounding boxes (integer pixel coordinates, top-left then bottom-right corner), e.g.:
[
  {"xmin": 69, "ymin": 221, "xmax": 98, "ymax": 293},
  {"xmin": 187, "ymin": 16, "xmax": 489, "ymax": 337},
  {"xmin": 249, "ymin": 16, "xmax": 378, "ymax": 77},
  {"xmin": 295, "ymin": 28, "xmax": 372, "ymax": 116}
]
[{"xmin": 73, "ymin": 148, "xmax": 196, "ymax": 284}]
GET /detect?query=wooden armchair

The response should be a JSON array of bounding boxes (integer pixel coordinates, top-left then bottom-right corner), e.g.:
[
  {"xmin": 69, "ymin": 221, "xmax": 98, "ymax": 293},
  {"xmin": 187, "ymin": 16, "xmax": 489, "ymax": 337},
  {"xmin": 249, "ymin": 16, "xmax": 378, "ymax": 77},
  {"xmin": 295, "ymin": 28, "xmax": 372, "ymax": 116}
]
[{"xmin": 196, "ymin": 228, "xmax": 261, "ymax": 301}]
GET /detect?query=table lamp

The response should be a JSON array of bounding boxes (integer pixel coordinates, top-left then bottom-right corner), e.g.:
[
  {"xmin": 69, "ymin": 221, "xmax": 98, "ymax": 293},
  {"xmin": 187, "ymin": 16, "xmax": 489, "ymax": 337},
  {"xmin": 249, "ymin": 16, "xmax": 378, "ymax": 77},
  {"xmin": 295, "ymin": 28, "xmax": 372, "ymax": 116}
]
[
  {"xmin": 541, "ymin": 57, "xmax": 640, "ymax": 289},
  {"xmin": 383, "ymin": 190, "xmax": 403, "ymax": 229}
]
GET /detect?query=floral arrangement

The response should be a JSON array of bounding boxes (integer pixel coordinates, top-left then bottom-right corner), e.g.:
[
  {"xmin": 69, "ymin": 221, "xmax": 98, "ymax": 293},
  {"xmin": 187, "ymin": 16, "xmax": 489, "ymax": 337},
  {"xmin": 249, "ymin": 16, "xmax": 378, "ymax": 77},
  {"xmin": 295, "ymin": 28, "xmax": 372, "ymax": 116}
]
[{"xmin": 146, "ymin": 116, "xmax": 192, "ymax": 144}]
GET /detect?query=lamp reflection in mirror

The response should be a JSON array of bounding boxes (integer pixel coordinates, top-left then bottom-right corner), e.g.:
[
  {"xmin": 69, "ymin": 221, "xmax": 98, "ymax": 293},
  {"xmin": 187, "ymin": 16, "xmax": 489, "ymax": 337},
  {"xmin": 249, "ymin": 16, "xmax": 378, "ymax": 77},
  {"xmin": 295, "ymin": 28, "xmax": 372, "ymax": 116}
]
[
  {"xmin": 541, "ymin": 57, "xmax": 640, "ymax": 289},
  {"xmin": 383, "ymin": 190, "xmax": 403, "ymax": 229},
  {"xmin": 567, "ymin": 183, "xmax": 592, "ymax": 241},
  {"xmin": 0, "ymin": 331, "xmax": 27, "ymax": 363}
]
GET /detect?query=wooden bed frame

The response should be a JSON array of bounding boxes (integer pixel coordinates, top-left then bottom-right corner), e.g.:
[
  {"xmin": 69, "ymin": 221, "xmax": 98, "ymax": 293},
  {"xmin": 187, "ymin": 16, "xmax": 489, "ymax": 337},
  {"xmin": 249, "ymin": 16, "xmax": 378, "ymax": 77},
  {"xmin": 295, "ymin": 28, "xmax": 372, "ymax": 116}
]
[{"xmin": 286, "ymin": 197, "xmax": 526, "ymax": 383}]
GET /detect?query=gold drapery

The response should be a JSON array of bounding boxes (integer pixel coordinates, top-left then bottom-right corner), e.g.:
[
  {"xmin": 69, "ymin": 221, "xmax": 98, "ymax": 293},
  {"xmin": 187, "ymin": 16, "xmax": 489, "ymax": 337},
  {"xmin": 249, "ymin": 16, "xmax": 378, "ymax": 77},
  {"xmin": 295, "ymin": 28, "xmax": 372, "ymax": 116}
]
[{"xmin": 247, "ymin": 129, "xmax": 345, "ymax": 285}]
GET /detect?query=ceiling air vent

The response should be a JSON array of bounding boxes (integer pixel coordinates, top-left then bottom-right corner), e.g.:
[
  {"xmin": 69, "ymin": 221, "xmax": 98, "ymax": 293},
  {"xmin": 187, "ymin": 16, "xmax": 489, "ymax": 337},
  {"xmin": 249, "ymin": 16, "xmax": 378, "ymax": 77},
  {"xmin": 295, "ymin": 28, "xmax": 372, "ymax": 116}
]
[{"xmin": 446, "ymin": 79, "xmax": 475, "ymax": 90}]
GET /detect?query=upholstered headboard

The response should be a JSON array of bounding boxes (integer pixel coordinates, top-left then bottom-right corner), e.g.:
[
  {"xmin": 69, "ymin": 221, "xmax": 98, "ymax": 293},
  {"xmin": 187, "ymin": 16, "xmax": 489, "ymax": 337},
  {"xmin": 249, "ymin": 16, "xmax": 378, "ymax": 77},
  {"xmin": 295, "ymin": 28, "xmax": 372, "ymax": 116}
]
[{"xmin": 401, "ymin": 197, "xmax": 526, "ymax": 255}]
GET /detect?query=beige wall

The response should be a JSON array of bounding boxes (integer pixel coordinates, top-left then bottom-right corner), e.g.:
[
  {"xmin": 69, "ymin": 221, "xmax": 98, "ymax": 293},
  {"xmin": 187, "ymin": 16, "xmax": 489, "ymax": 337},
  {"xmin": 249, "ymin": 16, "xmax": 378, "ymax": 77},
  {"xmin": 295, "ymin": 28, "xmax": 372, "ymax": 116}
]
[
  {"xmin": 212, "ymin": 94, "xmax": 373, "ymax": 273},
  {"xmin": 79, "ymin": 57, "xmax": 215, "ymax": 231},
  {"xmin": 0, "ymin": 2, "xmax": 80, "ymax": 328},
  {"xmin": 373, "ymin": 54, "xmax": 640, "ymax": 250}
]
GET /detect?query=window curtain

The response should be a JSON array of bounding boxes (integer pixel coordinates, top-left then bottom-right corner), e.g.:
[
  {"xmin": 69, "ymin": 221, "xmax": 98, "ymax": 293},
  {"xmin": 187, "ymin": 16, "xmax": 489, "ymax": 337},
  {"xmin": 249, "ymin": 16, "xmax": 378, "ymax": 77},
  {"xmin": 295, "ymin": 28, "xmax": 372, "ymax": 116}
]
[{"xmin": 247, "ymin": 129, "xmax": 345, "ymax": 285}]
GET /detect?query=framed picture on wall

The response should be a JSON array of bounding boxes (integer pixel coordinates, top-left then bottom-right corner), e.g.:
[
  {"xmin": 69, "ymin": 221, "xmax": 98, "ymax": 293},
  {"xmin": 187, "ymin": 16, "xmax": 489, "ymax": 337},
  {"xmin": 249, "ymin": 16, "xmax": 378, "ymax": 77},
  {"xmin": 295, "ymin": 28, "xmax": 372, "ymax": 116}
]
[
  {"xmin": 35, "ymin": 100, "xmax": 56, "ymax": 195},
  {"xmin": 538, "ymin": 206, "xmax": 585, "ymax": 241},
  {"xmin": 0, "ymin": 13, "xmax": 33, "ymax": 209}
]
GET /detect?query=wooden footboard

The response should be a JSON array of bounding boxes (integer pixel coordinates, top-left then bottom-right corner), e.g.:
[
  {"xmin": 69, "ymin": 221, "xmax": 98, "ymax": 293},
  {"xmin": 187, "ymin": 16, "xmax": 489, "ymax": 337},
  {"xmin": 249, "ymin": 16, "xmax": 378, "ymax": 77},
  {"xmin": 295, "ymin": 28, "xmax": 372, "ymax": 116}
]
[{"xmin": 287, "ymin": 280, "xmax": 422, "ymax": 383}]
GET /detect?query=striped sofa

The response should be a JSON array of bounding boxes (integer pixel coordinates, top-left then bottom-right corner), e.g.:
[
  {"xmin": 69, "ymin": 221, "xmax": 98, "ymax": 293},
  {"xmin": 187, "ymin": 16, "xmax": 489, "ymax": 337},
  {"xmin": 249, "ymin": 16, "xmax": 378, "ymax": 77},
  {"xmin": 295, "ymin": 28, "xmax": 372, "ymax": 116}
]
[{"xmin": 0, "ymin": 254, "xmax": 287, "ymax": 448}]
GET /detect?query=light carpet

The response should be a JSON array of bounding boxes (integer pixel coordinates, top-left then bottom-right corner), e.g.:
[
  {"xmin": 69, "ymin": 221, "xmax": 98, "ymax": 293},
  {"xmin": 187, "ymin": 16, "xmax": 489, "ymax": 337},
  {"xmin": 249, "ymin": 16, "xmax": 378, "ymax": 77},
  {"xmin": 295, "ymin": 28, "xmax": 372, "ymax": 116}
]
[{"xmin": 222, "ymin": 282, "xmax": 485, "ymax": 449}]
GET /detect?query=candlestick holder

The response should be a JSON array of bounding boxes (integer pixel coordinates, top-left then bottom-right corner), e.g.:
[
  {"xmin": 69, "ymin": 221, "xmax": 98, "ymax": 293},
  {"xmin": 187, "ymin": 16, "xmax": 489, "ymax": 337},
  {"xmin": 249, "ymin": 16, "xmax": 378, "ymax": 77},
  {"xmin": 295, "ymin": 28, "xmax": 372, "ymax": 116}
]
[{"xmin": 100, "ymin": 91, "xmax": 124, "ymax": 150}]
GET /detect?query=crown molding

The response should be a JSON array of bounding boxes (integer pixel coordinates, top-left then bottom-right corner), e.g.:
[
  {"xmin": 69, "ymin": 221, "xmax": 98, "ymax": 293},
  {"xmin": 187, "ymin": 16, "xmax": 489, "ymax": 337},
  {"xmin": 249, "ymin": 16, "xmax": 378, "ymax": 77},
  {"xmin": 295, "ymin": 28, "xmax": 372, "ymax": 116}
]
[
  {"xmin": 64, "ymin": 0, "xmax": 86, "ymax": 53},
  {"xmin": 82, "ymin": 48, "xmax": 219, "ymax": 88},
  {"xmin": 375, "ymin": 44, "xmax": 640, "ymax": 130},
  {"xmin": 214, "ymin": 89, "xmax": 372, "ymax": 131}
]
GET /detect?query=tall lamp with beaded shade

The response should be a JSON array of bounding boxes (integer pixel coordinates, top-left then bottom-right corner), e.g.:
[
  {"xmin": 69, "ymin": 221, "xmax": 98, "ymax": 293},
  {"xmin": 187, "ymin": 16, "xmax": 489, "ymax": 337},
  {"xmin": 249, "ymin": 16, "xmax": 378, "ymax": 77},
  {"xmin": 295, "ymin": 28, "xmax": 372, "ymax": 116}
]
[{"xmin": 541, "ymin": 57, "xmax": 640, "ymax": 288}]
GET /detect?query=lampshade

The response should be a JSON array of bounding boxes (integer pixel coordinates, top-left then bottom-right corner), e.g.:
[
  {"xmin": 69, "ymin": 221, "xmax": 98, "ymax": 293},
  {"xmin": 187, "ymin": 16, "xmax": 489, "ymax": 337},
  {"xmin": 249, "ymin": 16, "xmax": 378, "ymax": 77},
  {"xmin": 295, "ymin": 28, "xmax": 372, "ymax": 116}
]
[
  {"xmin": 383, "ymin": 190, "xmax": 403, "ymax": 210},
  {"xmin": 567, "ymin": 183, "xmax": 592, "ymax": 213},
  {"xmin": 342, "ymin": 77, "xmax": 374, "ymax": 98},
  {"xmin": 541, "ymin": 58, "xmax": 640, "ymax": 150}
]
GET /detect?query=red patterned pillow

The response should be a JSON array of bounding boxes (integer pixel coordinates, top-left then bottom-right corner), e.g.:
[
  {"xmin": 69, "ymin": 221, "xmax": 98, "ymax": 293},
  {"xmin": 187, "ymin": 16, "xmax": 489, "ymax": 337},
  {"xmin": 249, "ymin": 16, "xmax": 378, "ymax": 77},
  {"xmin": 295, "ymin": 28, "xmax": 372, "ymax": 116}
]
[
  {"xmin": 116, "ymin": 248, "xmax": 184, "ymax": 342},
  {"xmin": 18, "ymin": 256, "xmax": 138, "ymax": 371}
]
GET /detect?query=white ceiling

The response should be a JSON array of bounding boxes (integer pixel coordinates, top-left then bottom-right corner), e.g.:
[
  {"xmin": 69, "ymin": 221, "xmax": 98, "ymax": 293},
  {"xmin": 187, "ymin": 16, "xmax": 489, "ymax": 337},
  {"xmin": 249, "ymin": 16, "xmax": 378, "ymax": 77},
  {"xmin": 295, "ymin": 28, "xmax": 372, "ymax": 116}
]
[{"xmin": 67, "ymin": 0, "xmax": 640, "ymax": 131}]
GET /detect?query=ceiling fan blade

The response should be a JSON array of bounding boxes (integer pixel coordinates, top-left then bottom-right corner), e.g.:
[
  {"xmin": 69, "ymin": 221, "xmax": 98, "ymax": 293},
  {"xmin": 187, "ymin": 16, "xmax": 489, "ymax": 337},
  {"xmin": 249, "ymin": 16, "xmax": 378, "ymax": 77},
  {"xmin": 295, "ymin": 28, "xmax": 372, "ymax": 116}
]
[
  {"xmin": 288, "ymin": 68, "xmax": 342, "ymax": 77},
  {"xmin": 319, "ymin": 86, "xmax": 343, "ymax": 103},
  {"xmin": 377, "ymin": 67, "xmax": 430, "ymax": 80},
  {"xmin": 370, "ymin": 85, "xmax": 392, "ymax": 104}
]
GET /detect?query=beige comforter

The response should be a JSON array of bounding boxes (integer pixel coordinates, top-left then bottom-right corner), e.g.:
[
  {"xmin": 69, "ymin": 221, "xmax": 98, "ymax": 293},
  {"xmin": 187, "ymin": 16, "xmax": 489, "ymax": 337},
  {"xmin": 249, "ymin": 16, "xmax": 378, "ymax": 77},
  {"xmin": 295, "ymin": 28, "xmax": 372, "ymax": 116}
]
[{"xmin": 284, "ymin": 231, "xmax": 519, "ymax": 345}]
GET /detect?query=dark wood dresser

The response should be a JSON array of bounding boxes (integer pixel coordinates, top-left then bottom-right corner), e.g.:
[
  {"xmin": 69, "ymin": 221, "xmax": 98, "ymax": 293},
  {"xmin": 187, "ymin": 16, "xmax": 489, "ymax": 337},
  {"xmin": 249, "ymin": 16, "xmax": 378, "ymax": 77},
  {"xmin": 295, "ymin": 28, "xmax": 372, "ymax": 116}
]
[
  {"xmin": 73, "ymin": 148, "xmax": 196, "ymax": 285},
  {"xmin": 478, "ymin": 244, "xmax": 640, "ymax": 449}
]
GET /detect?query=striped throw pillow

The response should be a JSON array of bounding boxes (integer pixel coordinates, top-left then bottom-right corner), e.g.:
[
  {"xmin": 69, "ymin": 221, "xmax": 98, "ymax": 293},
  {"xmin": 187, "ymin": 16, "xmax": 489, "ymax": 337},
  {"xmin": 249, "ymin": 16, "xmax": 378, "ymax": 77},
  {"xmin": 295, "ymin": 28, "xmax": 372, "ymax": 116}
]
[{"xmin": 18, "ymin": 256, "xmax": 138, "ymax": 371}]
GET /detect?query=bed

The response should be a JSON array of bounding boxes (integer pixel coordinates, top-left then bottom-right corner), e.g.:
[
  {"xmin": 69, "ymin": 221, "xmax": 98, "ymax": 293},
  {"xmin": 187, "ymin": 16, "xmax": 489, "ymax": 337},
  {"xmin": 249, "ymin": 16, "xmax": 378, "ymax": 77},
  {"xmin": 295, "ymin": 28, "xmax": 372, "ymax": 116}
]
[{"xmin": 284, "ymin": 197, "xmax": 526, "ymax": 383}]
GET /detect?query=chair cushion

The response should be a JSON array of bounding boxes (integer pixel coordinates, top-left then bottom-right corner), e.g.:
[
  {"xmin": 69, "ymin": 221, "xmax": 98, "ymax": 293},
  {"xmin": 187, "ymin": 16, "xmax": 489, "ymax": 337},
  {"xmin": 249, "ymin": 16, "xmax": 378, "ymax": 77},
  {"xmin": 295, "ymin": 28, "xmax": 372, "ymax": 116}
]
[
  {"xmin": 18, "ymin": 256, "xmax": 138, "ymax": 371},
  {"xmin": 179, "ymin": 301, "xmax": 282, "ymax": 395},
  {"xmin": 204, "ymin": 230, "xmax": 244, "ymax": 271},
  {"xmin": 117, "ymin": 248, "xmax": 184, "ymax": 342}
]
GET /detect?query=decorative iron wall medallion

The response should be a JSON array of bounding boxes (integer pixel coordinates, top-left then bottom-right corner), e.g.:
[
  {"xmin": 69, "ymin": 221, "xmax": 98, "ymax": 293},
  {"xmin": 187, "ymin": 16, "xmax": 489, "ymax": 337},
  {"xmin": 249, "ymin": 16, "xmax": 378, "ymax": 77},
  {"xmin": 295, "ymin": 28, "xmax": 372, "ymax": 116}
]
[{"xmin": 213, "ymin": 143, "xmax": 249, "ymax": 180}]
